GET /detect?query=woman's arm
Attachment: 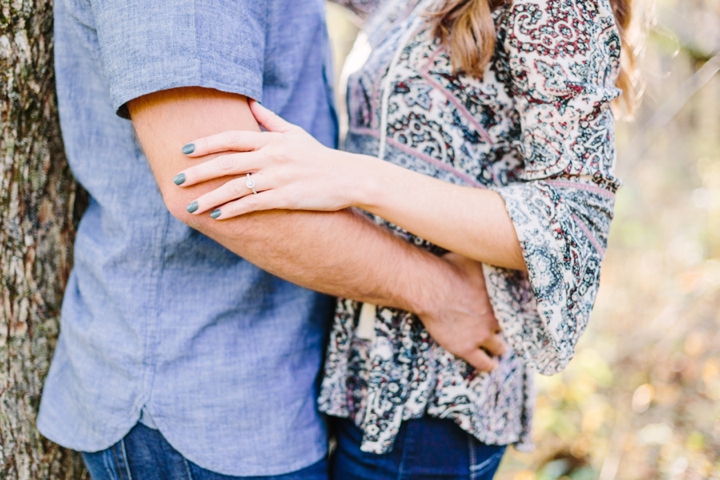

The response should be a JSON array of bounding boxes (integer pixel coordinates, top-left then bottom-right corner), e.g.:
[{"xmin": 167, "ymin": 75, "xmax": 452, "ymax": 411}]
[
  {"xmin": 343, "ymin": 155, "xmax": 526, "ymax": 270},
  {"xmin": 176, "ymin": 101, "xmax": 525, "ymax": 271},
  {"xmin": 479, "ymin": 0, "xmax": 623, "ymax": 374}
]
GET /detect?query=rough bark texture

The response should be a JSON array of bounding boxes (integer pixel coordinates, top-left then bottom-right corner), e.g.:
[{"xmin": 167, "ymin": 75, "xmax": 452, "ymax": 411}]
[{"xmin": 0, "ymin": 0, "xmax": 87, "ymax": 478}]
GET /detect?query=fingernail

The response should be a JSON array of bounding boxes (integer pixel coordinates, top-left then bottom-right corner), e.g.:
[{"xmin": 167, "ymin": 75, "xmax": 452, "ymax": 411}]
[
  {"xmin": 173, "ymin": 173, "xmax": 186, "ymax": 185},
  {"xmin": 186, "ymin": 201, "xmax": 198, "ymax": 213},
  {"xmin": 182, "ymin": 143, "xmax": 195, "ymax": 155},
  {"xmin": 210, "ymin": 209, "xmax": 221, "ymax": 219}
]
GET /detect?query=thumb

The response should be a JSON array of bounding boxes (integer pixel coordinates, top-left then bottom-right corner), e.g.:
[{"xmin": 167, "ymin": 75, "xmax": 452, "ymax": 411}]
[{"xmin": 250, "ymin": 100, "xmax": 295, "ymax": 133}]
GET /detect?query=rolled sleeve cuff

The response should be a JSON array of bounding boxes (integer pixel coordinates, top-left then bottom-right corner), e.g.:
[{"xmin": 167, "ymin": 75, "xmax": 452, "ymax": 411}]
[
  {"xmin": 112, "ymin": 62, "xmax": 262, "ymax": 119},
  {"xmin": 92, "ymin": 0, "xmax": 265, "ymax": 118}
]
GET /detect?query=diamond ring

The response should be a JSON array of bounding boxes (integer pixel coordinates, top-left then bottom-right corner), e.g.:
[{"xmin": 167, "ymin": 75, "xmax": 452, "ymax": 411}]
[{"xmin": 246, "ymin": 173, "xmax": 257, "ymax": 195}]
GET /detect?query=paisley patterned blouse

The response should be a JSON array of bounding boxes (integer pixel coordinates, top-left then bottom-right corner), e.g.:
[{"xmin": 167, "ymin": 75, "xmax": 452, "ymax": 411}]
[{"xmin": 320, "ymin": 0, "xmax": 622, "ymax": 454}]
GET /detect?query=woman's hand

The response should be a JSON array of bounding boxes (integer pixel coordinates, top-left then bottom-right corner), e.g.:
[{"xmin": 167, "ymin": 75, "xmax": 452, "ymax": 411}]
[{"xmin": 174, "ymin": 100, "xmax": 371, "ymax": 219}]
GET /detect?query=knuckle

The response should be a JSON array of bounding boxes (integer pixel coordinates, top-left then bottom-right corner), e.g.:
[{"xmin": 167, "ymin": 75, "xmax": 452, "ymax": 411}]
[
  {"xmin": 273, "ymin": 168, "xmax": 288, "ymax": 183},
  {"xmin": 219, "ymin": 203, "xmax": 235, "ymax": 217},
  {"xmin": 217, "ymin": 131, "xmax": 235, "ymax": 144},
  {"xmin": 456, "ymin": 343, "xmax": 475, "ymax": 358},
  {"xmin": 186, "ymin": 166, "xmax": 199, "ymax": 182},
  {"xmin": 218, "ymin": 155, "xmax": 235, "ymax": 172},
  {"xmin": 230, "ymin": 178, "xmax": 246, "ymax": 196},
  {"xmin": 446, "ymin": 345, "xmax": 461, "ymax": 357},
  {"xmin": 244, "ymin": 195, "xmax": 259, "ymax": 209},
  {"xmin": 273, "ymin": 144, "xmax": 288, "ymax": 159}
]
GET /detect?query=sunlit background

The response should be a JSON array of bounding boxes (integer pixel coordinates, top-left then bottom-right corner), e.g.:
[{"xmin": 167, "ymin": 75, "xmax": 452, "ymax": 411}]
[{"xmin": 326, "ymin": 1, "xmax": 720, "ymax": 478}]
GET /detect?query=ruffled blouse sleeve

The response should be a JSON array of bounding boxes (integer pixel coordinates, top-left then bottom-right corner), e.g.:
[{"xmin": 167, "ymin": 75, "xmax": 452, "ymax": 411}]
[{"xmin": 484, "ymin": 0, "xmax": 623, "ymax": 375}]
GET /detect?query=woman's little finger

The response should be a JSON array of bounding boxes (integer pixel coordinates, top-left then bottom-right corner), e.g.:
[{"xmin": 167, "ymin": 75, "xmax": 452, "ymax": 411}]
[{"xmin": 210, "ymin": 189, "xmax": 281, "ymax": 220}]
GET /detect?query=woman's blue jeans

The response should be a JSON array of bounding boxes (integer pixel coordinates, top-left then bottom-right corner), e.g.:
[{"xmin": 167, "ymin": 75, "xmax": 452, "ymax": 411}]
[{"xmin": 329, "ymin": 417, "xmax": 506, "ymax": 480}]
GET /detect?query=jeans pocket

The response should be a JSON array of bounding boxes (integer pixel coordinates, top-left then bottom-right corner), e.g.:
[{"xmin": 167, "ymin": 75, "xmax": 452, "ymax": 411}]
[{"xmin": 469, "ymin": 443, "xmax": 506, "ymax": 480}]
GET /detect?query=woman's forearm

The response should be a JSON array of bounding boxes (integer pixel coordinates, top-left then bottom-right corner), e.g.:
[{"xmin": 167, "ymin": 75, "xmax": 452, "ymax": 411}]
[
  {"xmin": 171, "ymin": 101, "xmax": 525, "ymax": 271},
  {"xmin": 348, "ymin": 152, "xmax": 526, "ymax": 271}
]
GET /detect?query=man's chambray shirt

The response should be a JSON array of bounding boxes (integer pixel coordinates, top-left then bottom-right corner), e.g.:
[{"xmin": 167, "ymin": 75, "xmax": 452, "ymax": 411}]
[{"xmin": 37, "ymin": 0, "xmax": 338, "ymax": 476}]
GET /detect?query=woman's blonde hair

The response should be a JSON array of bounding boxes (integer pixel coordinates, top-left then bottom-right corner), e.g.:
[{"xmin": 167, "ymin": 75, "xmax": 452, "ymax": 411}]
[{"xmin": 429, "ymin": 0, "xmax": 641, "ymax": 113}]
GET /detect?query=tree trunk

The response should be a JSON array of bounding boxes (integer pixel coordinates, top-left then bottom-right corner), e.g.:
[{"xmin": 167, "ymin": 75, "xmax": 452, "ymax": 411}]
[{"xmin": 0, "ymin": 1, "xmax": 87, "ymax": 478}]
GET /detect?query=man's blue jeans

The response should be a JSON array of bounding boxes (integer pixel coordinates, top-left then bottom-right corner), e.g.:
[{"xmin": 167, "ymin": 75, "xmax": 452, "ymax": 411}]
[
  {"xmin": 329, "ymin": 417, "xmax": 506, "ymax": 480},
  {"xmin": 82, "ymin": 423, "xmax": 328, "ymax": 480}
]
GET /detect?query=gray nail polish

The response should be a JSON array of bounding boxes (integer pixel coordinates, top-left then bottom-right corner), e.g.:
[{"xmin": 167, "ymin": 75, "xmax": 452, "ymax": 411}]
[
  {"xmin": 182, "ymin": 143, "xmax": 195, "ymax": 155},
  {"xmin": 186, "ymin": 201, "xmax": 198, "ymax": 213},
  {"xmin": 210, "ymin": 209, "xmax": 221, "ymax": 219},
  {"xmin": 173, "ymin": 173, "xmax": 186, "ymax": 185}
]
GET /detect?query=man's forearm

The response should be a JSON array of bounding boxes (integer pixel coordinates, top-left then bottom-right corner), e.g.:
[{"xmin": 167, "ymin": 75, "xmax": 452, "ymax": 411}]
[
  {"xmin": 129, "ymin": 87, "xmax": 451, "ymax": 315},
  {"xmin": 199, "ymin": 206, "xmax": 446, "ymax": 313}
]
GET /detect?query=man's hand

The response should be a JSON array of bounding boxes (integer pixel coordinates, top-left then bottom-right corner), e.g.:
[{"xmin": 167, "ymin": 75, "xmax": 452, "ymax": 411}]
[{"xmin": 419, "ymin": 253, "xmax": 507, "ymax": 371}]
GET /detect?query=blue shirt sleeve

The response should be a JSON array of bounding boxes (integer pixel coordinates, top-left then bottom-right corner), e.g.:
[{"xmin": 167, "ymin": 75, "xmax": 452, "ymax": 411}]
[{"xmin": 91, "ymin": 0, "xmax": 266, "ymax": 118}]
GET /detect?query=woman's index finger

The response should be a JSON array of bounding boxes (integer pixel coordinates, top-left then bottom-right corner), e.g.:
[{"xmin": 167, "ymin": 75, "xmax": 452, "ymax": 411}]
[{"xmin": 182, "ymin": 130, "xmax": 270, "ymax": 157}]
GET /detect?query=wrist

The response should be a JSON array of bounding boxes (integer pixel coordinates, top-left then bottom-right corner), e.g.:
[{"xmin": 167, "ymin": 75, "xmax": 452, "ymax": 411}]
[
  {"xmin": 404, "ymin": 254, "xmax": 457, "ymax": 321},
  {"xmin": 336, "ymin": 152, "xmax": 387, "ymax": 210}
]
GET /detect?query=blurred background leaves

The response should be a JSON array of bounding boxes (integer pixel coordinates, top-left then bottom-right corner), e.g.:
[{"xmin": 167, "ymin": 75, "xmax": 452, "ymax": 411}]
[{"xmin": 326, "ymin": 0, "xmax": 720, "ymax": 477}]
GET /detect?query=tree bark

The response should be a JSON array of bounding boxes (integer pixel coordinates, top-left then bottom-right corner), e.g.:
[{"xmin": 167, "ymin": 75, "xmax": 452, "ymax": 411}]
[{"xmin": 0, "ymin": 1, "xmax": 87, "ymax": 478}]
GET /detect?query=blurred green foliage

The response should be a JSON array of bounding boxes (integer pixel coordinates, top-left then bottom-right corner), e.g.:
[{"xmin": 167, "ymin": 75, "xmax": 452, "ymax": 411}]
[{"xmin": 327, "ymin": 0, "xmax": 720, "ymax": 477}]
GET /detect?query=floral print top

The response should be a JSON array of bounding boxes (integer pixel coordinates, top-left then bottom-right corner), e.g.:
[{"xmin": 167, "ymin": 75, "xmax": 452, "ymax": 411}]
[{"xmin": 321, "ymin": 0, "xmax": 622, "ymax": 453}]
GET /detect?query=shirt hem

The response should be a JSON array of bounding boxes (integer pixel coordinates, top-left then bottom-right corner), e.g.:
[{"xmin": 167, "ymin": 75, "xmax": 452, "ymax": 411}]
[
  {"xmin": 37, "ymin": 408, "xmax": 141, "ymax": 454},
  {"xmin": 38, "ymin": 409, "xmax": 328, "ymax": 477},
  {"xmin": 150, "ymin": 413, "xmax": 328, "ymax": 477}
]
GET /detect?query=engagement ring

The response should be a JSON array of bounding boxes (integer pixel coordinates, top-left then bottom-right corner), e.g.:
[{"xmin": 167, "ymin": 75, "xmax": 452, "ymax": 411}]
[{"xmin": 246, "ymin": 173, "xmax": 257, "ymax": 195}]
